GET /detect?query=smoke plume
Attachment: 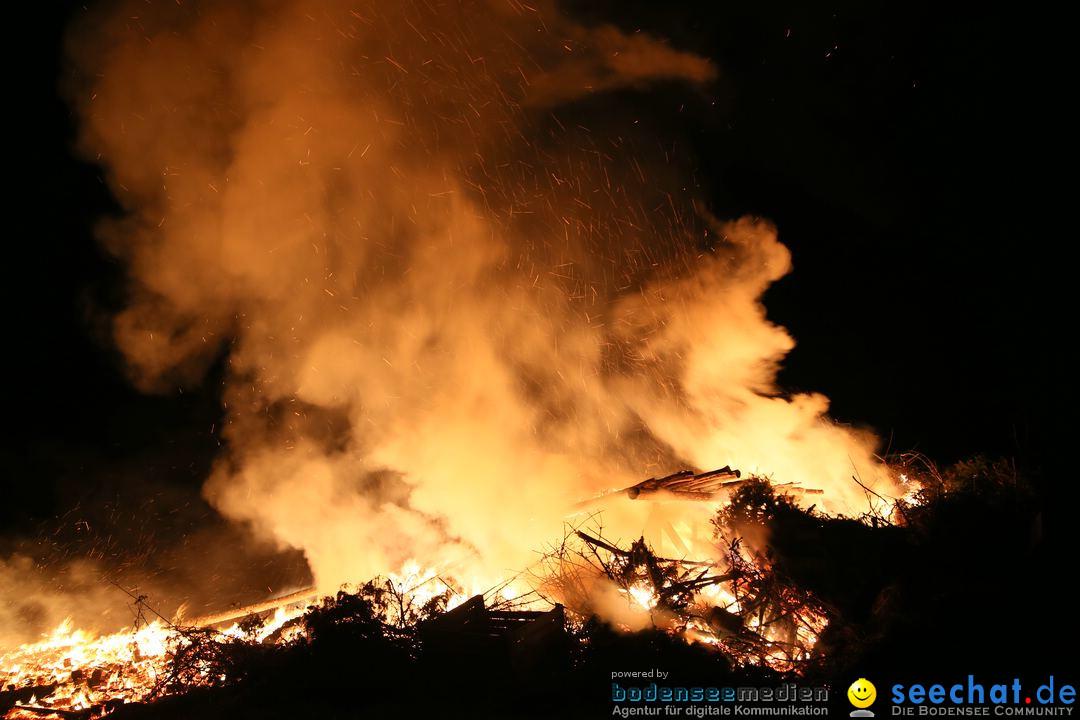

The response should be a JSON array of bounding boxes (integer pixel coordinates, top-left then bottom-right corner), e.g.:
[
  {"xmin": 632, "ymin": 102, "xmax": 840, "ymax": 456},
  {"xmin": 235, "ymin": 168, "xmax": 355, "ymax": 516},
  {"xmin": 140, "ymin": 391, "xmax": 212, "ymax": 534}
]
[{"xmin": 64, "ymin": 0, "xmax": 892, "ymax": 595}]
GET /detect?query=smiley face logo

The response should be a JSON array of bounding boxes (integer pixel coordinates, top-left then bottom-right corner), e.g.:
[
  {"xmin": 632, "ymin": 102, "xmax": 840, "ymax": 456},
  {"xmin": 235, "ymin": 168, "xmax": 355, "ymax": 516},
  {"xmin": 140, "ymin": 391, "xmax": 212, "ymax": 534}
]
[{"xmin": 848, "ymin": 679, "xmax": 877, "ymax": 709}]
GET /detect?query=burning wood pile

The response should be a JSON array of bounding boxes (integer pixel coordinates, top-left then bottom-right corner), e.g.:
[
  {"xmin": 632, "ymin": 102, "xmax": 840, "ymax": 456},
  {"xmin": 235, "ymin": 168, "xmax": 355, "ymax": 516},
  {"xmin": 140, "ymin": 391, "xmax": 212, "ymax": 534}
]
[
  {"xmin": 0, "ymin": 593, "xmax": 309, "ymax": 719},
  {"xmin": 0, "ymin": 468, "xmax": 849, "ymax": 719},
  {"xmin": 2, "ymin": 457, "xmax": 1048, "ymax": 720},
  {"xmin": 537, "ymin": 476, "xmax": 830, "ymax": 672}
]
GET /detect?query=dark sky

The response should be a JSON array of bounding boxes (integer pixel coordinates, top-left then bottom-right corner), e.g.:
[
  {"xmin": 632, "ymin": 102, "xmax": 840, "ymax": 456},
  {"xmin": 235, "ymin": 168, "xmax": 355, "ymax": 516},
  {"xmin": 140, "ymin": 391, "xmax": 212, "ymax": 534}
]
[{"xmin": 2, "ymin": 1, "xmax": 1063, "ymax": 540}]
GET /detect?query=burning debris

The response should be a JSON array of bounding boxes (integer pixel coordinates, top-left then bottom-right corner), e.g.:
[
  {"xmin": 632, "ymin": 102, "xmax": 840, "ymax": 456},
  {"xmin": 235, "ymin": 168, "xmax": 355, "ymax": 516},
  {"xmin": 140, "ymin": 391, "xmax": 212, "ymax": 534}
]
[
  {"xmin": 419, "ymin": 594, "xmax": 570, "ymax": 681},
  {"xmin": 540, "ymin": 477, "xmax": 830, "ymax": 671},
  {"xmin": 1, "ymin": 458, "xmax": 1053, "ymax": 719},
  {"xmin": 0, "ymin": 595, "xmax": 305, "ymax": 719},
  {"xmin": 574, "ymin": 466, "xmax": 827, "ymax": 506},
  {"xmin": 621, "ymin": 466, "xmax": 745, "ymax": 501},
  {"xmin": 0, "ymin": 470, "xmax": 823, "ymax": 718}
]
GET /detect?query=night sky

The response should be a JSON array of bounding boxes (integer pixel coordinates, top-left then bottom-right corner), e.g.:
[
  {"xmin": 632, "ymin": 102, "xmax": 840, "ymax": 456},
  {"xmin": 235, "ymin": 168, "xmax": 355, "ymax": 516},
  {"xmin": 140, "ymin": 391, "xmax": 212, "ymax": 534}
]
[{"xmin": 2, "ymin": 2, "xmax": 1063, "ymax": 542}]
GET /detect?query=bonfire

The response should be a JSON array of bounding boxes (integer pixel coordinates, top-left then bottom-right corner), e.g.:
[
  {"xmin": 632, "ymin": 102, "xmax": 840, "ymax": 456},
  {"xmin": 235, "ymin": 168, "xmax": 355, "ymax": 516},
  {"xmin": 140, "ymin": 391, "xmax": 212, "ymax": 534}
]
[{"xmin": 1, "ymin": 465, "xmax": 926, "ymax": 719}]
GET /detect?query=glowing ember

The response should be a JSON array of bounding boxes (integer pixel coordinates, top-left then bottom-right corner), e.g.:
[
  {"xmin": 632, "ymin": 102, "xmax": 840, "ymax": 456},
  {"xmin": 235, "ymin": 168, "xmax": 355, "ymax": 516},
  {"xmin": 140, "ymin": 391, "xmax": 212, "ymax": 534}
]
[
  {"xmin": 625, "ymin": 583, "xmax": 660, "ymax": 611},
  {"xmin": 0, "ymin": 607, "xmax": 308, "ymax": 718},
  {"xmin": 0, "ymin": 566, "xmax": 467, "ymax": 718}
]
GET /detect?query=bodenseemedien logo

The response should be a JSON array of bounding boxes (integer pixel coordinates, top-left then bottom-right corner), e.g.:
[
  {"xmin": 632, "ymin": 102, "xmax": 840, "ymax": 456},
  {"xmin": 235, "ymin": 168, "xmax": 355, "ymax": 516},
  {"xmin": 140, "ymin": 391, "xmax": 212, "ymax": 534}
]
[{"xmin": 849, "ymin": 679, "xmax": 878, "ymax": 717}]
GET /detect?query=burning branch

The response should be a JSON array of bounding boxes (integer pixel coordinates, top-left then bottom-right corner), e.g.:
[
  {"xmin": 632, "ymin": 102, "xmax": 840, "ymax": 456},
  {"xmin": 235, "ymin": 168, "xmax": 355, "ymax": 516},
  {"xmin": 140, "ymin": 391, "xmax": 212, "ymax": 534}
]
[{"xmin": 534, "ymin": 488, "xmax": 831, "ymax": 672}]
